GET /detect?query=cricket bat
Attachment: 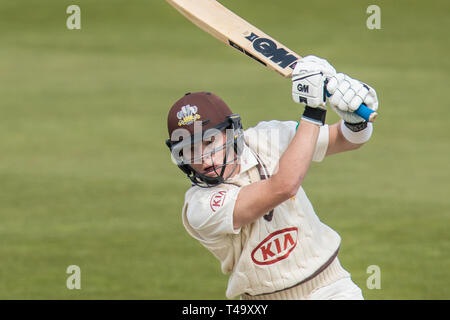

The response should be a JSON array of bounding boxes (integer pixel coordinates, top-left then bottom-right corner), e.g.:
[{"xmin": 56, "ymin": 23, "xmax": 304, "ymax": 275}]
[{"xmin": 165, "ymin": 0, "xmax": 377, "ymax": 122}]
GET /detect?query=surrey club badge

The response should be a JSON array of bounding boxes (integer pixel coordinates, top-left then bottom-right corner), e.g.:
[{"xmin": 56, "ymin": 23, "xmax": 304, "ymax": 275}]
[{"xmin": 177, "ymin": 104, "xmax": 201, "ymax": 126}]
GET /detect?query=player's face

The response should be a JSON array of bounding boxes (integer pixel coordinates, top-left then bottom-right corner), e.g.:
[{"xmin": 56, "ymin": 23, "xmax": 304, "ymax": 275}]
[{"xmin": 189, "ymin": 132, "xmax": 239, "ymax": 178}]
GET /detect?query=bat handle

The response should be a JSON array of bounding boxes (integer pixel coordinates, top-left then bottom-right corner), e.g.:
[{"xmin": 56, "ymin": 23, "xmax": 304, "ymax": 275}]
[{"xmin": 325, "ymin": 90, "xmax": 377, "ymax": 122}]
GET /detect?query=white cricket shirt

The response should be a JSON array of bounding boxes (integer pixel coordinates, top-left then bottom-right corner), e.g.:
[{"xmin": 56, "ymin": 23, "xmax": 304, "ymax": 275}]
[{"xmin": 182, "ymin": 120, "xmax": 343, "ymax": 298}]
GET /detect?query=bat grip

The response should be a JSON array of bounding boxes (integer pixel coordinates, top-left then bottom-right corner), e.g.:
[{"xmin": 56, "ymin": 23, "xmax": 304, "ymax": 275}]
[{"xmin": 325, "ymin": 90, "xmax": 377, "ymax": 122}]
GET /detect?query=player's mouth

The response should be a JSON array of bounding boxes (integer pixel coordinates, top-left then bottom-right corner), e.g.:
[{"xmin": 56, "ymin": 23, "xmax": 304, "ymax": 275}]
[{"xmin": 203, "ymin": 166, "xmax": 219, "ymax": 176}]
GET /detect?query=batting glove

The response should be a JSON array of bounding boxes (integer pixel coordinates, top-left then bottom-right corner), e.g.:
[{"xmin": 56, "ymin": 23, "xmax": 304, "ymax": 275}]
[
  {"xmin": 327, "ymin": 73, "xmax": 379, "ymax": 123},
  {"xmin": 292, "ymin": 55, "xmax": 336, "ymax": 108}
]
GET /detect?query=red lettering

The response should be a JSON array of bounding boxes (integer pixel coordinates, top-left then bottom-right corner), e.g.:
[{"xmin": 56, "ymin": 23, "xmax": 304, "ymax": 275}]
[
  {"xmin": 274, "ymin": 238, "xmax": 282, "ymax": 254},
  {"xmin": 284, "ymin": 233, "xmax": 295, "ymax": 250},
  {"xmin": 251, "ymin": 227, "xmax": 298, "ymax": 265},
  {"xmin": 260, "ymin": 243, "xmax": 275, "ymax": 260},
  {"xmin": 209, "ymin": 190, "xmax": 227, "ymax": 213}
]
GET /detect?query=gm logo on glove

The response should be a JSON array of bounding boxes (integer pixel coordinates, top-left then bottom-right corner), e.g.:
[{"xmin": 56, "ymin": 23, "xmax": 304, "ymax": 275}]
[{"xmin": 297, "ymin": 84, "xmax": 309, "ymax": 93}]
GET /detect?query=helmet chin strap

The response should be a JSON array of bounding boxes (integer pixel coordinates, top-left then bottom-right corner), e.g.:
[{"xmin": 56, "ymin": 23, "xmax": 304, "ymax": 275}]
[
  {"xmin": 190, "ymin": 150, "xmax": 238, "ymax": 188},
  {"xmin": 213, "ymin": 139, "xmax": 232, "ymax": 178},
  {"xmin": 214, "ymin": 119, "xmax": 243, "ymax": 182},
  {"xmin": 188, "ymin": 132, "xmax": 242, "ymax": 188}
]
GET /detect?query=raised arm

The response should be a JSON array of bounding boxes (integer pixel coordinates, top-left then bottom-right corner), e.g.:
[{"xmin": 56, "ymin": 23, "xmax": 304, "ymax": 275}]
[
  {"xmin": 233, "ymin": 121, "xmax": 320, "ymax": 229},
  {"xmin": 233, "ymin": 56, "xmax": 336, "ymax": 229}
]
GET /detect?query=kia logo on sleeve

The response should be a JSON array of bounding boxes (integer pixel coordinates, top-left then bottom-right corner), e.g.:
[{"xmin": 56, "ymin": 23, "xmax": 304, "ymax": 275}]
[{"xmin": 210, "ymin": 190, "xmax": 227, "ymax": 213}]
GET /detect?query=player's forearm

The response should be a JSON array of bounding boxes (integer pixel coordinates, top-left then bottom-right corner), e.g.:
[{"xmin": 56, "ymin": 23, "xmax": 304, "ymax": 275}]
[
  {"xmin": 233, "ymin": 120, "xmax": 320, "ymax": 229},
  {"xmin": 326, "ymin": 121, "xmax": 363, "ymax": 156},
  {"xmin": 270, "ymin": 120, "xmax": 320, "ymax": 197},
  {"xmin": 326, "ymin": 120, "xmax": 373, "ymax": 156}
]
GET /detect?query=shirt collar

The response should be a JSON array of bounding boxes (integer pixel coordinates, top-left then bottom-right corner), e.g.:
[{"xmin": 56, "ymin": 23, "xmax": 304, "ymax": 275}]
[{"xmin": 238, "ymin": 143, "xmax": 258, "ymax": 174}]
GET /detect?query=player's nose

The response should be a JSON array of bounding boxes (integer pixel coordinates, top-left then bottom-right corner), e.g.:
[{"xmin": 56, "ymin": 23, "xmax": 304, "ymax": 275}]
[{"xmin": 202, "ymin": 155, "xmax": 213, "ymax": 168}]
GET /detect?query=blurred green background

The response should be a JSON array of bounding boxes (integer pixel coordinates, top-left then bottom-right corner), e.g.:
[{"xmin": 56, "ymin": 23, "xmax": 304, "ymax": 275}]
[{"xmin": 0, "ymin": 0, "xmax": 448, "ymax": 299}]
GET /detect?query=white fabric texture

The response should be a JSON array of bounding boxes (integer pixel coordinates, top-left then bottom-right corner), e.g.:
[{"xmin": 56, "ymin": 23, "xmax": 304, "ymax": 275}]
[{"xmin": 308, "ymin": 277, "xmax": 364, "ymax": 300}]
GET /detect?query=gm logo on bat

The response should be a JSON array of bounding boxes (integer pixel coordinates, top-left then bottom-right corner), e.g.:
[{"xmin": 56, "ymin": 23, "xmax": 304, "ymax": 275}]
[
  {"xmin": 228, "ymin": 32, "xmax": 298, "ymax": 70},
  {"xmin": 246, "ymin": 32, "xmax": 298, "ymax": 68}
]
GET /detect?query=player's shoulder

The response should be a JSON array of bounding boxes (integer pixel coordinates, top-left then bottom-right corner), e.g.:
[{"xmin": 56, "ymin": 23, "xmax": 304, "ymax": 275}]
[
  {"xmin": 243, "ymin": 120, "xmax": 298, "ymax": 153},
  {"xmin": 244, "ymin": 119, "xmax": 298, "ymax": 133},
  {"xmin": 184, "ymin": 184, "xmax": 240, "ymax": 231},
  {"xmin": 184, "ymin": 184, "xmax": 239, "ymax": 207}
]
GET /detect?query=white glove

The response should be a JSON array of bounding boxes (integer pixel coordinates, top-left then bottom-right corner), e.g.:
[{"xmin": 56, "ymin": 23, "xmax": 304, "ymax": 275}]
[
  {"xmin": 327, "ymin": 73, "xmax": 378, "ymax": 123},
  {"xmin": 292, "ymin": 55, "xmax": 336, "ymax": 108},
  {"xmin": 330, "ymin": 105, "xmax": 366, "ymax": 123}
]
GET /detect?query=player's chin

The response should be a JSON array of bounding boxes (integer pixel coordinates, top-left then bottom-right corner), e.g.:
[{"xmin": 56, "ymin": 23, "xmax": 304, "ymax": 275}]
[{"xmin": 203, "ymin": 173, "xmax": 219, "ymax": 178}]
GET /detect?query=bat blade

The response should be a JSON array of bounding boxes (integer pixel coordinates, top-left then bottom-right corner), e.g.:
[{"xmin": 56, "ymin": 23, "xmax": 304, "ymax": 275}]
[
  {"xmin": 165, "ymin": 0, "xmax": 377, "ymax": 122},
  {"xmin": 165, "ymin": 0, "xmax": 300, "ymax": 77}
]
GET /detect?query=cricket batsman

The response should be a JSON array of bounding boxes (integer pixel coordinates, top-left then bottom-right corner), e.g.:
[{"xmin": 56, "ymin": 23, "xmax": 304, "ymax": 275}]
[{"xmin": 165, "ymin": 56, "xmax": 378, "ymax": 299}]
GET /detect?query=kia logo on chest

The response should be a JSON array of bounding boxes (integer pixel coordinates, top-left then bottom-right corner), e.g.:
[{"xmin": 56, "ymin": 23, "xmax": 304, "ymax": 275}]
[{"xmin": 251, "ymin": 227, "xmax": 298, "ymax": 265}]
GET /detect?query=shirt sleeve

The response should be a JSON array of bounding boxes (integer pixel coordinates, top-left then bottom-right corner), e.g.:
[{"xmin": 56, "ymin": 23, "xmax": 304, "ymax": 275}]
[
  {"xmin": 312, "ymin": 124, "xmax": 329, "ymax": 162},
  {"xmin": 185, "ymin": 185, "xmax": 241, "ymax": 241},
  {"xmin": 248, "ymin": 120, "xmax": 329, "ymax": 162}
]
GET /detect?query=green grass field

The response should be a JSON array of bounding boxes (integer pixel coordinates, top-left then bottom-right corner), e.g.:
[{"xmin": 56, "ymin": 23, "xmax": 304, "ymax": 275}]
[{"xmin": 0, "ymin": 0, "xmax": 448, "ymax": 299}]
